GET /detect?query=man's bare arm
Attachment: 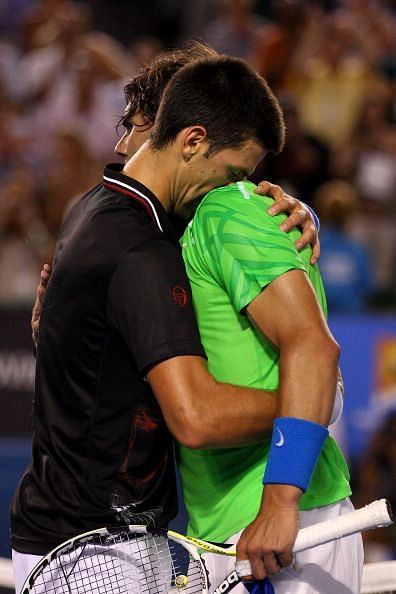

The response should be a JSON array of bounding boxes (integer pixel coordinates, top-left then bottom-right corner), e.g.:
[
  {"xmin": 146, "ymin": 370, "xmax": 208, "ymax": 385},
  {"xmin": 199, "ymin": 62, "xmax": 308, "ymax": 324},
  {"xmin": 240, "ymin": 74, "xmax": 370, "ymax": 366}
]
[
  {"xmin": 248, "ymin": 270, "xmax": 338, "ymax": 423},
  {"xmin": 236, "ymin": 269, "xmax": 340, "ymax": 578},
  {"xmin": 147, "ymin": 355, "xmax": 276, "ymax": 449}
]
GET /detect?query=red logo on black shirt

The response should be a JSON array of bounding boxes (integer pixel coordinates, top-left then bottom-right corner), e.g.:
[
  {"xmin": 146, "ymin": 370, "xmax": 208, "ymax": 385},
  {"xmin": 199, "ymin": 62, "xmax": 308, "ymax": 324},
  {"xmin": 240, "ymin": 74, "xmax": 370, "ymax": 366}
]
[{"xmin": 172, "ymin": 286, "xmax": 188, "ymax": 308}]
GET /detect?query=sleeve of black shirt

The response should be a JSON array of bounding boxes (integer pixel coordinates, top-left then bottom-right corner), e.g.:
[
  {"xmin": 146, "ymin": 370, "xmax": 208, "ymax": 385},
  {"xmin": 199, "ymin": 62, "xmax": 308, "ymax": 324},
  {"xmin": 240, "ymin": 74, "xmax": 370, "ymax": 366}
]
[{"xmin": 107, "ymin": 238, "xmax": 206, "ymax": 374}]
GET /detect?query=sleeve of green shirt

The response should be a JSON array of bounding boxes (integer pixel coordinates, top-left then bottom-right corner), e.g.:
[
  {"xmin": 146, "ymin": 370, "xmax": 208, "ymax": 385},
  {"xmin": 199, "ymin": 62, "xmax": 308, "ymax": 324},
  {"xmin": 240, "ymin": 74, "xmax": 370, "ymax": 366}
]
[{"xmin": 188, "ymin": 181, "xmax": 308, "ymax": 313}]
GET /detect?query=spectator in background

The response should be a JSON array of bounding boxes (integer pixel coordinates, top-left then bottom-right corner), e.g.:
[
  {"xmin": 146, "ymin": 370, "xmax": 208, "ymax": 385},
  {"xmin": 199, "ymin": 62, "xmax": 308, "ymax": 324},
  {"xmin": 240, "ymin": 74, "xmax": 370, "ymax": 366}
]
[
  {"xmin": 40, "ymin": 129, "xmax": 101, "ymax": 240},
  {"xmin": 3, "ymin": 0, "xmax": 92, "ymax": 106},
  {"xmin": 250, "ymin": 91, "xmax": 330, "ymax": 206},
  {"xmin": 32, "ymin": 34, "xmax": 126, "ymax": 163},
  {"xmin": 333, "ymin": 85, "xmax": 396, "ymax": 306},
  {"xmin": 0, "ymin": 167, "xmax": 51, "ymax": 305},
  {"xmin": 199, "ymin": 0, "xmax": 269, "ymax": 62},
  {"xmin": 332, "ymin": 84, "xmax": 396, "ymax": 207},
  {"xmin": 313, "ymin": 179, "xmax": 374, "ymax": 313},
  {"xmin": 288, "ymin": 7, "xmax": 386, "ymax": 148},
  {"xmin": 179, "ymin": 0, "xmax": 218, "ymax": 43},
  {"xmin": 352, "ymin": 409, "xmax": 396, "ymax": 562},
  {"xmin": 0, "ymin": 0, "xmax": 129, "ymax": 166},
  {"xmin": 251, "ymin": 0, "xmax": 309, "ymax": 92},
  {"xmin": 129, "ymin": 35, "xmax": 163, "ymax": 70}
]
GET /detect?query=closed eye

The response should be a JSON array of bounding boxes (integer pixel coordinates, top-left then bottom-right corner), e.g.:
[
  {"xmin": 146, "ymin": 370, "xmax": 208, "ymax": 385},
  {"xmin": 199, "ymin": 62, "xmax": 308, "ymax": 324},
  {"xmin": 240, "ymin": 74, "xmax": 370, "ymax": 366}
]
[{"xmin": 122, "ymin": 121, "xmax": 133, "ymax": 133}]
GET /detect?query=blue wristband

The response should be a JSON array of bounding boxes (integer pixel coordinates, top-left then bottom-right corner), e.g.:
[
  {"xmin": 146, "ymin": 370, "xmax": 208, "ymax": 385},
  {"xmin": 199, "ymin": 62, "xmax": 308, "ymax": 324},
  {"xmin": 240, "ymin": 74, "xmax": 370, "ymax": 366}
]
[
  {"xmin": 263, "ymin": 417, "xmax": 328, "ymax": 492},
  {"xmin": 304, "ymin": 203, "xmax": 320, "ymax": 232}
]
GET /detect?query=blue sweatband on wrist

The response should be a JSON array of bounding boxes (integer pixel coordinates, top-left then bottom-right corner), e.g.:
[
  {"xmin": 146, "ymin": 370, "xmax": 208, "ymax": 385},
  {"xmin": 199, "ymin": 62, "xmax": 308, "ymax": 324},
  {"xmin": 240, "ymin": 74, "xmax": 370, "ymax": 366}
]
[
  {"xmin": 304, "ymin": 203, "xmax": 320, "ymax": 232},
  {"xmin": 263, "ymin": 417, "xmax": 328, "ymax": 492}
]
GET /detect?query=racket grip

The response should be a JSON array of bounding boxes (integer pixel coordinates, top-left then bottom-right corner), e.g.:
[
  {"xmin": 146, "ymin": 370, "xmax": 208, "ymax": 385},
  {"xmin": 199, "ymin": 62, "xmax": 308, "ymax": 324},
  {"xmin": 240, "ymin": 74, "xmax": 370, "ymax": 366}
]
[
  {"xmin": 235, "ymin": 560, "xmax": 254, "ymax": 579},
  {"xmin": 235, "ymin": 499, "xmax": 393, "ymax": 578},
  {"xmin": 294, "ymin": 498, "xmax": 393, "ymax": 553}
]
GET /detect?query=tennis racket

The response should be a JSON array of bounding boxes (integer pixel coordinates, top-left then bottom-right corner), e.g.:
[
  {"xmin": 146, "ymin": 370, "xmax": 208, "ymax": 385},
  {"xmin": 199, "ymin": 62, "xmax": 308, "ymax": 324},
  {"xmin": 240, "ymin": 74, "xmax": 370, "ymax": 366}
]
[{"xmin": 21, "ymin": 498, "xmax": 393, "ymax": 594}]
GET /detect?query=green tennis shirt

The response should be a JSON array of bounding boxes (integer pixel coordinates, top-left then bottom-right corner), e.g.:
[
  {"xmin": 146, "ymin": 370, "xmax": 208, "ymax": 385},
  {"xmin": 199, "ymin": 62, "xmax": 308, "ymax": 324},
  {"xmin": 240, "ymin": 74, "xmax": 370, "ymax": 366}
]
[{"xmin": 179, "ymin": 181, "xmax": 351, "ymax": 543}]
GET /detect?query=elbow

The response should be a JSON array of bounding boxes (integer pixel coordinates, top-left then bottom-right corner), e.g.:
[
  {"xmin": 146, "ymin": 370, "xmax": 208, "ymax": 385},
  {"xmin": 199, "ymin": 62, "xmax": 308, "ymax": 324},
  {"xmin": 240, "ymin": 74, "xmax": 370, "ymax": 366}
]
[
  {"xmin": 176, "ymin": 431, "xmax": 209, "ymax": 450},
  {"xmin": 314, "ymin": 333, "xmax": 340, "ymax": 376},
  {"xmin": 327, "ymin": 335, "xmax": 341, "ymax": 367},
  {"xmin": 165, "ymin": 408, "xmax": 212, "ymax": 450},
  {"xmin": 171, "ymin": 425, "xmax": 211, "ymax": 450}
]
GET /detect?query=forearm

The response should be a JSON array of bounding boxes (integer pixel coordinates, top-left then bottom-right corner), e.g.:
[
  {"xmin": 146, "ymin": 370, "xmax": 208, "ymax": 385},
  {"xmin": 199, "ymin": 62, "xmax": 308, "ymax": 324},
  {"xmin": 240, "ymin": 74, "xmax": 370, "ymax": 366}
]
[
  {"xmin": 191, "ymin": 378, "xmax": 277, "ymax": 448},
  {"xmin": 261, "ymin": 335, "xmax": 339, "ymax": 499},
  {"xmin": 277, "ymin": 333, "xmax": 340, "ymax": 425},
  {"xmin": 147, "ymin": 355, "xmax": 276, "ymax": 449},
  {"xmin": 234, "ymin": 269, "xmax": 341, "ymax": 578},
  {"xmin": 237, "ymin": 339, "xmax": 340, "ymax": 578}
]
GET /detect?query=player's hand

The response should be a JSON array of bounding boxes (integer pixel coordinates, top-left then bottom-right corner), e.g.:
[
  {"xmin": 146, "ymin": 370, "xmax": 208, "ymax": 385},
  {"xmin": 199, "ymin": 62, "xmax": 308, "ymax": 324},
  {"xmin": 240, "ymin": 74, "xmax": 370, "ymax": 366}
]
[
  {"xmin": 236, "ymin": 484, "xmax": 301, "ymax": 580},
  {"xmin": 31, "ymin": 263, "xmax": 52, "ymax": 347},
  {"xmin": 254, "ymin": 181, "xmax": 320, "ymax": 265}
]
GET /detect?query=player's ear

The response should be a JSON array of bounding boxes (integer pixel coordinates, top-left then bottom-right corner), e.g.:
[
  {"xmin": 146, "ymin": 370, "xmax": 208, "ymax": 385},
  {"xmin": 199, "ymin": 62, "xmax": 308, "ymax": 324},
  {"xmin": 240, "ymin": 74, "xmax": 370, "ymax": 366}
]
[{"xmin": 181, "ymin": 126, "xmax": 208, "ymax": 162}]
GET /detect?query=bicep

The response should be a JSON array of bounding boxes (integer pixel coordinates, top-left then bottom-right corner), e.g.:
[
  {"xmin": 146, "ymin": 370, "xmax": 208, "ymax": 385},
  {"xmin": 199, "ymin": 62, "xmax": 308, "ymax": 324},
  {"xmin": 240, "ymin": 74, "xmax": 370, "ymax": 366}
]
[
  {"xmin": 247, "ymin": 269, "xmax": 339, "ymax": 422},
  {"xmin": 246, "ymin": 269, "xmax": 330, "ymax": 348},
  {"xmin": 147, "ymin": 355, "xmax": 212, "ymax": 446}
]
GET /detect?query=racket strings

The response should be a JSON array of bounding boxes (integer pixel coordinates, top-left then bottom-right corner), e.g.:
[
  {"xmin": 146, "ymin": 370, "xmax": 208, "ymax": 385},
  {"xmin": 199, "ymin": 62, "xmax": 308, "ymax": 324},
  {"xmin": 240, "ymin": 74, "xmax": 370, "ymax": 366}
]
[
  {"xmin": 26, "ymin": 530, "xmax": 207, "ymax": 593},
  {"xmin": 57, "ymin": 541, "xmax": 89, "ymax": 591}
]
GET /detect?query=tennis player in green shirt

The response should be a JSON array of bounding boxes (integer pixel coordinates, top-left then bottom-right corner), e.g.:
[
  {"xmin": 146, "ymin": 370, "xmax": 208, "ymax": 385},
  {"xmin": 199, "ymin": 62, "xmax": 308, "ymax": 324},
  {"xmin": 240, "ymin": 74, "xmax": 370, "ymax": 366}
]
[{"xmin": 180, "ymin": 181, "xmax": 363, "ymax": 593}]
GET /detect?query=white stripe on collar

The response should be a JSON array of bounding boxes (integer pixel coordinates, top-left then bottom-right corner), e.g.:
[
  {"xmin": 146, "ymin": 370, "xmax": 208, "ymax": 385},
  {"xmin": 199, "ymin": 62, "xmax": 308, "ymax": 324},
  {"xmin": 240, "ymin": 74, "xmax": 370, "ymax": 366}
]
[{"xmin": 103, "ymin": 174, "xmax": 164, "ymax": 232}]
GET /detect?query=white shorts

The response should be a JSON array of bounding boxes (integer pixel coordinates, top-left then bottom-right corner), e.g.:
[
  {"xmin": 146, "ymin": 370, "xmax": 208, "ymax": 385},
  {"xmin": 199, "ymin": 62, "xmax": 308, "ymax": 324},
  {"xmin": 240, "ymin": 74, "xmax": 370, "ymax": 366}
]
[
  {"xmin": 12, "ymin": 549, "xmax": 42, "ymax": 594},
  {"xmin": 203, "ymin": 498, "xmax": 364, "ymax": 594}
]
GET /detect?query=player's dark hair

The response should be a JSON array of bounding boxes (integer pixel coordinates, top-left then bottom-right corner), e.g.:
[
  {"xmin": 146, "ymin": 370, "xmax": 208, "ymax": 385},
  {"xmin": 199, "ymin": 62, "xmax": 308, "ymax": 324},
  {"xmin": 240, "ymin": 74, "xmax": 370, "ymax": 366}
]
[
  {"xmin": 150, "ymin": 55, "xmax": 285, "ymax": 156},
  {"xmin": 118, "ymin": 41, "xmax": 217, "ymax": 130}
]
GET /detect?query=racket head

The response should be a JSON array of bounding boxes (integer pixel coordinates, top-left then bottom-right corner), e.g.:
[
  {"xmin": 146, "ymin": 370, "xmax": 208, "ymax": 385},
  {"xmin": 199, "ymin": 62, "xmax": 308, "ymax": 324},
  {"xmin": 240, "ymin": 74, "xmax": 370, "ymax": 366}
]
[{"xmin": 21, "ymin": 524, "xmax": 210, "ymax": 594}]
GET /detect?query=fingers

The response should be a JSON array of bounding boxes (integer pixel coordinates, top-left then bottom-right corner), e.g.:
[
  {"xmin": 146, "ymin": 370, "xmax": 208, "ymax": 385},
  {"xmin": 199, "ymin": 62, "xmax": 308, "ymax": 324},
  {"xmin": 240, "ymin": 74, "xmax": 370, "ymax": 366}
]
[
  {"xmin": 237, "ymin": 548, "xmax": 292, "ymax": 581},
  {"xmin": 250, "ymin": 551, "xmax": 281, "ymax": 579},
  {"xmin": 309, "ymin": 239, "xmax": 320, "ymax": 265},
  {"xmin": 295, "ymin": 220, "xmax": 320, "ymax": 256},
  {"xmin": 278, "ymin": 208, "xmax": 308, "ymax": 233},
  {"xmin": 38, "ymin": 264, "xmax": 51, "ymax": 299},
  {"xmin": 277, "ymin": 210, "xmax": 320, "ymax": 262},
  {"xmin": 237, "ymin": 535, "xmax": 293, "ymax": 581},
  {"xmin": 256, "ymin": 181, "xmax": 283, "ymax": 200},
  {"xmin": 255, "ymin": 182, "xmax": 321, "ymax": 261},
  {"xmin": 40, "ymin": 264, "xmax": 52, "ymax": 288},
  {"xmin": 251, "ymin": 549, "xmax": 293, "ymax": 578},
  {"xmin": 274, "ymin": 551, "xmax": 294, "ymax": 570},
  {"xmin": 31, "ymin": 264, "xmax": 52, "ymax": 346}
]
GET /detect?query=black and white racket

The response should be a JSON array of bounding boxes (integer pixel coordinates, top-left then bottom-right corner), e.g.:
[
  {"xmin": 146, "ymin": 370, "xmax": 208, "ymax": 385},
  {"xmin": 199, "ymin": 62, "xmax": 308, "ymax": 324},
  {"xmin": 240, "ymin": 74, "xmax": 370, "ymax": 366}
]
[{"xmin": 21, "ymin": 499, "xmax": 393, "ymax": 594}]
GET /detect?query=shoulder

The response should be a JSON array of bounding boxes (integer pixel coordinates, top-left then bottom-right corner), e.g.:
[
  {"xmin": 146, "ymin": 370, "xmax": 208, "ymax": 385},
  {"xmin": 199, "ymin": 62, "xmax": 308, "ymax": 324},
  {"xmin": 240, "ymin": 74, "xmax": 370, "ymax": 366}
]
[
  {"xmin": 195, "ymin": 181, "xmax": 275, "ymax": 219},
  {"xmin": 192, "ymin": 181, "xmax": 285, "ymax": 235}
]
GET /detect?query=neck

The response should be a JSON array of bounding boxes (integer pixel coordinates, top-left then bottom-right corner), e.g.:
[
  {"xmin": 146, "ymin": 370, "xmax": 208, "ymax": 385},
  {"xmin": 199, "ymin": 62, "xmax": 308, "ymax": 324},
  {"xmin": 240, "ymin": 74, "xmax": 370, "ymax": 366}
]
[{"xmin": 122, "ymin": 143, "xmax": 177, "ymax": 212}]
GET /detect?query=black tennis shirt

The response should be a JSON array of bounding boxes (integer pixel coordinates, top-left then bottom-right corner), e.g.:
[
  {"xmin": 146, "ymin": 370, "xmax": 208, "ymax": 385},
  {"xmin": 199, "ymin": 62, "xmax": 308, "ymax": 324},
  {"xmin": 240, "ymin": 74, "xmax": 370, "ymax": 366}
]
[{"xmin": 11, "ymin": 164, "xmax": 206, "ymax": 555}]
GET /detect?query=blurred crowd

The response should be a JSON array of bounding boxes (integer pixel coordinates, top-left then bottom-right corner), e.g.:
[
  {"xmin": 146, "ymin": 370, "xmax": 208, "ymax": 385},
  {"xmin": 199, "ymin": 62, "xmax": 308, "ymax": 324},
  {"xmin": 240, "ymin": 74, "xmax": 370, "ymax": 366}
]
[
  {"xmin": 0, "ymin": 0, "xmax": 395, "ymax": 310},
  {"xmin": 352, "ymin": 408, "xmax": 396, "ymax": 561}
]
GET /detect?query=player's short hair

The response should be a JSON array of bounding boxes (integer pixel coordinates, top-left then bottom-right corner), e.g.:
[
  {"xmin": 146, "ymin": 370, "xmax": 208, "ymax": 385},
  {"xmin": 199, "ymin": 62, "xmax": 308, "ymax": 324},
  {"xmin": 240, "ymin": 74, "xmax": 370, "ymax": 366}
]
[
  {"xmin": 119, "ymin": 41, "xmax": 216, "ymax": 129},
  {"xmin": 150, "ymin": 55, "xmax": 285, "ymax": 156}
]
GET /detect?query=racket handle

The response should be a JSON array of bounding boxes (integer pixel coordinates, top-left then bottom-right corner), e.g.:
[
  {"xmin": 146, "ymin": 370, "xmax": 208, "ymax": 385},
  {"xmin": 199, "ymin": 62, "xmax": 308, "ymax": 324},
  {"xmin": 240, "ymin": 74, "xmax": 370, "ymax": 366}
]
[
  {"xmin": 294, "ymin": 498, "xmax": 393, "ymax": 552},
  {"xmin": 236, "ymin": 499, "xmax": 393, "ymax": 578}
]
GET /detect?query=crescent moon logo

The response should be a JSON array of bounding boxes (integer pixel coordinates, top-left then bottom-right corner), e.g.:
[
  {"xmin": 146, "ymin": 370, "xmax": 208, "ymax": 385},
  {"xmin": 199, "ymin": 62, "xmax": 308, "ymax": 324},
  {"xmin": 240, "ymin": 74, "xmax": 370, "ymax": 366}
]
[{"xmin": 275, "ymin": 428, "xmax": 285, "ymax": 447}]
